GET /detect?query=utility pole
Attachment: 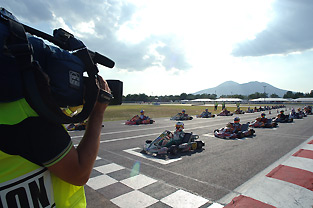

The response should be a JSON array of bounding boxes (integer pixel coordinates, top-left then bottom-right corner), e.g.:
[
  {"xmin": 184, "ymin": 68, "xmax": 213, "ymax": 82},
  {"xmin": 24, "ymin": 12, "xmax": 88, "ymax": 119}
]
[{"xmin": 263, "ymin": 86, "xmax": 266, "ymax": 103}]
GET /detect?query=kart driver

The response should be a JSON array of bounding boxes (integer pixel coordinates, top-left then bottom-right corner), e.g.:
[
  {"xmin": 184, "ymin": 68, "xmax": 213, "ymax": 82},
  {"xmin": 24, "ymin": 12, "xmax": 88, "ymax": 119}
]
[
  {"xmin": 255, "ymin": 113, "xmax": 267, "ymax": 127},
  {"xmin": 201, "ymin": 109, "xmax": 210, "ymax": 117},
  {"xmin": 162, "ymin": 122, "xmax": 185, "ymax": 147},
  {"xmin": 173, "ymin": 121, "xmax": 185, "ymax": 144},
  {"xmin": 260, "ymin": 113, "xmax": 267, "ymax": 123},
  {"xmin": 227, "ymin": 117, "xmax": 242, "ymax": 133},
  {"xmin": 139, "ymin": 110, "xmax": 147, "ymax": 120},
  {"xmin": 181, "ymin": 109, "xmax": 186, "ymax": 115},
  {"xmin": 178, "ymin": 109, "xmax": 188, "ymax": 120},
  {"xmin": 277, "ymin": 110, "xmax": 287, "ymax": 119}
]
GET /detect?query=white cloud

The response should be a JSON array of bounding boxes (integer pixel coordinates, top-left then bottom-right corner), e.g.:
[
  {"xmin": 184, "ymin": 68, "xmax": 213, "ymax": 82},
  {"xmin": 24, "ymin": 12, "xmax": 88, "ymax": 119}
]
[{"xmin": 2, "ymin": 0, "xmax": 312, "ymax": 95}]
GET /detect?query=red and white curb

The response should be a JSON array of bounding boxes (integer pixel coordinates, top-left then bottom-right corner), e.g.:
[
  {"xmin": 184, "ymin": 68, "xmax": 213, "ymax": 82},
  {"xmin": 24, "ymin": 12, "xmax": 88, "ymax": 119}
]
[{"xmin": 219, "ymin": 136, "xmax": 313, "ymax": 208}]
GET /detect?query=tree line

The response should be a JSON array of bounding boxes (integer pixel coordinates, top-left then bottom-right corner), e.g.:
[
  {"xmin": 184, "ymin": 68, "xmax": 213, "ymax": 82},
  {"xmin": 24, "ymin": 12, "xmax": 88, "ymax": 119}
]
[{"xmin": 123, "ymin": 90, "xmax": 313, "ymax": 102}]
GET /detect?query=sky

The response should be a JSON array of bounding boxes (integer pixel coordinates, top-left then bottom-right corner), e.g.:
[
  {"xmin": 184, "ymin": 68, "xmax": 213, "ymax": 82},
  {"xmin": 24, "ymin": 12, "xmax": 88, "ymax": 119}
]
[{"xmin": 2, "ymin": 0, "xmax": 313, "ymax": 96}]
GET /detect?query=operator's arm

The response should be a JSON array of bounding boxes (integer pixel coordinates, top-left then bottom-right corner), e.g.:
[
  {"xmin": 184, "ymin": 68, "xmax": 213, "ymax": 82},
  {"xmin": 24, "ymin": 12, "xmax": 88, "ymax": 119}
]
[{"xmin": 48, "ymin": 77, "xmax": 110, "ymax": 186}]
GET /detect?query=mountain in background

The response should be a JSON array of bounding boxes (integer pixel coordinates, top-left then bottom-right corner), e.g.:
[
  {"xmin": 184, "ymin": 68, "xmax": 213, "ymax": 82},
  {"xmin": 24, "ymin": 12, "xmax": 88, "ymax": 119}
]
[{"xmin": 194, "ymin": 81, "xmax": 288, "ymax": 97}]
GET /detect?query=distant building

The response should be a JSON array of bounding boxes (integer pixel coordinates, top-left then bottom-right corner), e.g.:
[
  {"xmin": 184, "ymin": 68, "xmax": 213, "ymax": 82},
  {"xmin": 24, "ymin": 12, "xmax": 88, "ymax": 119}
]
[
  {"xmin": 293, "ymin": 98, "xmax": 313, "ymax": 104},
  {"xmin": 249, "ymin": 98, "xmax": 289, "ymax": 103},
  {"xmin": 215, "ymin": 98, "xmax": 243, "ymax": 103}
]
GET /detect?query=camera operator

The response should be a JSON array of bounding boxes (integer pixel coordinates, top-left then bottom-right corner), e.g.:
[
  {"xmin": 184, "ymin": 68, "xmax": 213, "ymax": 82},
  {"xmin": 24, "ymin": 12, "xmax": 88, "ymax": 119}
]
[
  {"xmin": 0, "ymin": 8, "xmax": 115, "ymax": 207},
  {"xmin": 0, "ymin": 76, "xmax": 110, "ymax": 208}
]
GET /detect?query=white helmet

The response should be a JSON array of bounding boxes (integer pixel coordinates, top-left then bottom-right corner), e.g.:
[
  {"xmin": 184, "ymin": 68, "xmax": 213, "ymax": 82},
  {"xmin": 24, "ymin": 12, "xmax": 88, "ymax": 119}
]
[{"xmin": 176, "ymin": 122, "xmax": 184, "ymax": 131}]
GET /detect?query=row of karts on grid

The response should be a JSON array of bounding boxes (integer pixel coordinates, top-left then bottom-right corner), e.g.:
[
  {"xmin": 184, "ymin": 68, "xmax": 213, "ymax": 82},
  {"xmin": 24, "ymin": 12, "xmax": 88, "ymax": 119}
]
[
  {"xmin": 123, "ymin": 105, "xmax": 300, "ymax": 126},
  {"xmin": 66, "ymin": 106, "xmax": 312, "ymax": 132},
  {"xmin": 214, "ymin": 106, "xmax": 312, "ymax": 139}
]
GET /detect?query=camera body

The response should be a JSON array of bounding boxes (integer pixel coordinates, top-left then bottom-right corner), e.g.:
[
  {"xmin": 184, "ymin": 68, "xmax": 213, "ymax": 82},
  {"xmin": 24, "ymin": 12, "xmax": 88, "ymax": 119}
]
[{"xmin": 53, "ymin": 28, "xmax": 123, "ymax": 106}]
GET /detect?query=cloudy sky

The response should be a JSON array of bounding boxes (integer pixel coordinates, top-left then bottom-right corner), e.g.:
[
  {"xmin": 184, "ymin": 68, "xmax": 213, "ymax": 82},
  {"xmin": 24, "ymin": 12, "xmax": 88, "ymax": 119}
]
[{"xmin": 2, "ymin": 0, "xmax": 313, "ymax": 96}]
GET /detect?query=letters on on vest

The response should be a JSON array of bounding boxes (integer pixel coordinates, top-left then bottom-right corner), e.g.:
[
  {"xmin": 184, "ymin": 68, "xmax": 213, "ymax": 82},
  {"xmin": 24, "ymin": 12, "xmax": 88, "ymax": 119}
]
[{"xmin": 0, "ymin": 168, "xmax": 55, "ymax": 208}]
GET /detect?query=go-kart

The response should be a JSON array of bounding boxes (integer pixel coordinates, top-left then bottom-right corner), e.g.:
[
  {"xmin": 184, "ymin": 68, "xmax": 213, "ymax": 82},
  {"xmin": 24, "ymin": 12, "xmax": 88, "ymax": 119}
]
[
  {"xmin": 170, "ymin": 113, "xmax": 193, "ymax": 120},
  {"xmin": 272, "ymin": 115, "xmax": 293, "ymax": 123},
  {"xmin": 125, "ymin": 115, "xmax": 155, "ymax": 125},
  {"xmin": 217, "ymin": 110, "xmax": 233, "ymax": 116},
  {"xmin": 196, "ymin": 112, "xmax": 215, "ymax": 118},
  {"xmin": 249, "ymin": 118, "xmax": 278, "ymax": 128},
  {"xmin": 234, "ymin": 109, "xmax": 245, "ymax": 114},
  {"xmin": 66, "ymin": 122, "xmax": 104, "ymax": 131},
  {"xmin": 289, "ymin": 112, "xmax": 303, "ymax": 119},
  {"xmin": 304, "ymin": 106, "xmax": 312, "ymax": 115},
  {"xmin": 142, "ymin": 131, "xmax": 204, "ymax": 155},
  {"xmin": 245, "ymin": 108, "xmax": 254, "ymax": 113},
  {"xmin": 66, "ymin": 122, "xmax": 87, "ymax": 131},
  {"xmin": 214, "ymin": 123, "xmax": 255, "ymax": 139}
]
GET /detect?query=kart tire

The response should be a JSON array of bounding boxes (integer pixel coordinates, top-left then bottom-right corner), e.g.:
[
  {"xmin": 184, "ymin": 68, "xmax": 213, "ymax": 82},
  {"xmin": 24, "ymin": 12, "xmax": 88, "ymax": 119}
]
[
  {"xmin": 250, "ymin": 129, "xmax": 255, "ymax": 135},
  {"xmin": 196, "ymin": 141, "xmax": 203, "ymax": 150},
  {"xmin": 169, "ymin": 146, "xmax": 178, "ymax": 155},
  {"xmin": 237, "ymin": 132, "xmax": 243, "ymax": 139}
]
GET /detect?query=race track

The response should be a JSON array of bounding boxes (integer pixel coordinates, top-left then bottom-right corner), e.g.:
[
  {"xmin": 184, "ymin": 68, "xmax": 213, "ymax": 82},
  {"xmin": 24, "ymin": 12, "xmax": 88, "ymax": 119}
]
[{"xmin": 68, "ymin": 106, "xmax": 313, "ymax": 208}]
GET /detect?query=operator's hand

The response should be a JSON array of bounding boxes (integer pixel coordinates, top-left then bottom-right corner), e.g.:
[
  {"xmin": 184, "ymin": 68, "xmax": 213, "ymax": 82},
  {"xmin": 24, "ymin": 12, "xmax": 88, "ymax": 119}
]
[
  {"xmin": 97, "ymin": 75, "xmax": 111, "ymax": 94},
  {"xmin": 95, "ymin": 75, "xmax": 112, "ymax": 108}
]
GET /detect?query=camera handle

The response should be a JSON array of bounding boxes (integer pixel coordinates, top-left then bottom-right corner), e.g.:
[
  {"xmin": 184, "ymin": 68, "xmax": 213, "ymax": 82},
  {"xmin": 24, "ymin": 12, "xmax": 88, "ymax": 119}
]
[{"xmin": 22, "ymin": 25, "xmax": 115, "ymax": 69}]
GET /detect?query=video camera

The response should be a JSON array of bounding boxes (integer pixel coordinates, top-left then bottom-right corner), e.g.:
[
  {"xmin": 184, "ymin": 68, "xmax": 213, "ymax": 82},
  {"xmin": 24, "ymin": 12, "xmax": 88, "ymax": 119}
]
[
  {"xmin": 28, "ymin": 27, "xmax": 123, "ymax": 106},
  {"xmin": 0, "ymin": 7, "xmax": 122, "ymax": 124}
]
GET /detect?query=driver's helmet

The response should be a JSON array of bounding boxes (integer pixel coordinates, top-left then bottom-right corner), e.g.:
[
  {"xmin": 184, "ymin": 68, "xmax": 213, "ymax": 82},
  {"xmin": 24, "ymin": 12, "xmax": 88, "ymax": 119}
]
[
  {"xmin": 176, "ymin": 121, "xmax": 184, "ymax": 131},
  {"xmin": 182, "ymin": 109, "xmax": 186, "ymax": 113},
  {"xmin": 140, "ymin": 110, "xmax": 144, "ymax": 114},
  {"xmin": 205, "ymin": 108, "xmax": 208, "ymax": 112},
  {"xmin": 280, "ymin": 110, "xmax": 284, "ymax": 114},
  {"xmin": 261, "ymin": 113, "xmax": 266, "ymax": 118},
  {"xmin": 234, "ymin": 117, "xmax": 240, "ymax": 123}
]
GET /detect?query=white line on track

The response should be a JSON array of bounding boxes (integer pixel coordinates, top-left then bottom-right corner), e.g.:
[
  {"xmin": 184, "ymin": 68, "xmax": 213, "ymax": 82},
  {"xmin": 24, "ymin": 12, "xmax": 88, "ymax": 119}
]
[
  {"xmin": 99, "ymin": 132, "xmax": 160, "ymax": 143},
  {"xmin": 97, "ymin": 125, "xmax": 213, "ymax": 144},
  {"xmin": 123, "ymin": 147, "xmax": 182, "ymax": 164}
]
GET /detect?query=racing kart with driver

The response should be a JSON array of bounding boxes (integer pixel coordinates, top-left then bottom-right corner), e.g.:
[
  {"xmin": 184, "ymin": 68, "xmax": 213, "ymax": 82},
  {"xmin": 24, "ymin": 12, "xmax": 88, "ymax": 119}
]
[
  {"xmin": 196, "ymin": 109, "xmax": 215, "ymax": 118},
  {"xmin": 214, "ymin": 117, "xmax": 255, "ymax": 139},
  {"xmin": 142, "ymin": 122, "xmax": 204, "ymax": 155},
  {"xmin": 170, "ymin": 109, "xmax": 193, "ymax": 120},
  {"xmin": 125, "ymin": 110, "xmax": 155, "ymax": 125},
  {"xmin": 273, "ymin": 110, "xmax": 293, "ymax": 123},
  {"xmin": 249, "ymin": 113, "xmax": 278, "ymax": 128}
]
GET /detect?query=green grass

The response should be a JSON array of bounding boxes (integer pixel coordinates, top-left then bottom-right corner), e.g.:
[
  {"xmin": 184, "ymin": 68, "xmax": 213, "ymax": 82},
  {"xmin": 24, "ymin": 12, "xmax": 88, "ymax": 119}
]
[{"xmin": 102, "ymin": 104, "xmax": 250, "ymax": 122}]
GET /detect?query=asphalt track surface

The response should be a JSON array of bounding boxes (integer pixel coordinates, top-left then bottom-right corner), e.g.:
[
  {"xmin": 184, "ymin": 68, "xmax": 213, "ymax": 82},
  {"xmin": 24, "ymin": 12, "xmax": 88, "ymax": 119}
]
[{"xmin": 68, "ymin": 106, "xmax": 313, "ymax": 208}]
